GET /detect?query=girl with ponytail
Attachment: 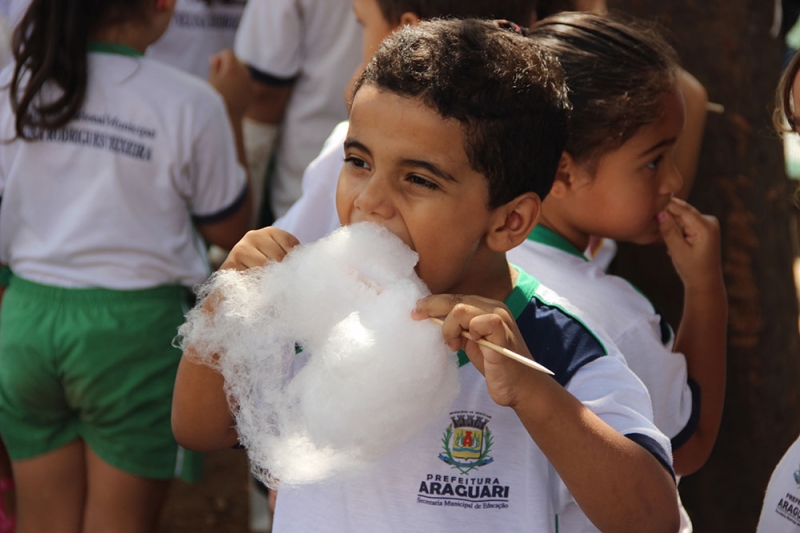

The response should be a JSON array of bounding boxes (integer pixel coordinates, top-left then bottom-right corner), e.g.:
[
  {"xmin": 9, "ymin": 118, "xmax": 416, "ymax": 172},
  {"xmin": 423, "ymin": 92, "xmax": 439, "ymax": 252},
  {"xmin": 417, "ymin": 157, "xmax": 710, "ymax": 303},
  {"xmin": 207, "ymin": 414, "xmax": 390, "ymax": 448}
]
[{"xmin": 0, "ymin": 1, "xmax": 251, "ymax": 531}]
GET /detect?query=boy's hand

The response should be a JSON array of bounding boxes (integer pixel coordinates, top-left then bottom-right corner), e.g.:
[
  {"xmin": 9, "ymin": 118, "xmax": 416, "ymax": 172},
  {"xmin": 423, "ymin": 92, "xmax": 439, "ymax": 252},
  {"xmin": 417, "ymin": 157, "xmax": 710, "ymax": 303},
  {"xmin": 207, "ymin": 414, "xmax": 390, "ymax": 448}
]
[
  {"xmin": 412, "ymin": 294, "xmax": 541, "ymax": 408},
  {"xmin": 220, "ymin": 227, "xmax": 300, "ymax": 271},
  {"xmin": 658, "ymin": 197, "xmax": 722, "ymax": 291},
  {"xmin": 208, "ymin": 49, "xmax": 253, "ymax": 121}
]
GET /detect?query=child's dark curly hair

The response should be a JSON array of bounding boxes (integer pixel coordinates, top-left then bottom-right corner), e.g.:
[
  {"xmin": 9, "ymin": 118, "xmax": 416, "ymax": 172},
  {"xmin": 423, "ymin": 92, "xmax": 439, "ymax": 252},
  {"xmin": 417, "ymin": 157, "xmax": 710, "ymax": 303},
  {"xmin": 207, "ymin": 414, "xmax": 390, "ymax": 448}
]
[
  {"xmin": 354, "ymin": 18, "xmax": 570, "ymax": 208},
  {"xmin": 375, "ymin": 0, "xmax": 535, "ymax": 27}
]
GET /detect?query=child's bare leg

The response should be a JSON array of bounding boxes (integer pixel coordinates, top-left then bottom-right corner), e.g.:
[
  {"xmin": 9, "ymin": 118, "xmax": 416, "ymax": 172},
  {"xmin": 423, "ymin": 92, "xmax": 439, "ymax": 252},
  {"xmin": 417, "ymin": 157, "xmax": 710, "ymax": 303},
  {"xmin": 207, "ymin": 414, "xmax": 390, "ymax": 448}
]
[
  {"xmin": 82, "ymin": 446, "xmax": 169, "ymax": 533},
  {"xmin": 12, "ymin": 439, "xmax": 86, "ymax": 533},
  {"xmin": 0, "ymin": 437, "xmax": 15, "ymax": 518}
]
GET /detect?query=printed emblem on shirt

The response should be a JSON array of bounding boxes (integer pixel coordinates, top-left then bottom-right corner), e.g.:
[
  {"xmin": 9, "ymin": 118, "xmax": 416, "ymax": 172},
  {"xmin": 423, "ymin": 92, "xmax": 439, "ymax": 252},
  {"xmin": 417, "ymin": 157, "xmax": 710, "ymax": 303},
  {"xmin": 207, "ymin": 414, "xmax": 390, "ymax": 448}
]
[
  {"xmin": 439, "ymin": 412, "xmax": 493, "ymax": 474},
  {"xmin": 416, "ymin": 411, "xmax": 510, "ymax": 510}
]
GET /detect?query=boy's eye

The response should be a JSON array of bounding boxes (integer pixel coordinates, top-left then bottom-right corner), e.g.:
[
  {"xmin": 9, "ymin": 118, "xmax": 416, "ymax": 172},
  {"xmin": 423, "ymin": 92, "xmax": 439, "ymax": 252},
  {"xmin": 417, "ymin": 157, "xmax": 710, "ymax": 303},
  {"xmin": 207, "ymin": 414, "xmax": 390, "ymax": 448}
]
[
  {"xmin": 407, "ymin": 174, "xmax": 438, "ymax": 190},
  {"xmin": 344, "ymin": 156, "xmax": 371, "ymax": 171},
  {"xmin": 646, "ymin": 155, "xmax": 664, "ymax": 170}
]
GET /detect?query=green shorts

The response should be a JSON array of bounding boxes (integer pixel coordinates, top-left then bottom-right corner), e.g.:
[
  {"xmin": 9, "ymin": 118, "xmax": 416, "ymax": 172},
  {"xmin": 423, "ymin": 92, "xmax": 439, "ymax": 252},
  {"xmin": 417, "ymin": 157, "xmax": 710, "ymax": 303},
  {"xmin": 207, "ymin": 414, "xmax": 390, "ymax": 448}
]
[{"xmin": 0, "ymin": 275, "xmax": 203, "ymax": 482}]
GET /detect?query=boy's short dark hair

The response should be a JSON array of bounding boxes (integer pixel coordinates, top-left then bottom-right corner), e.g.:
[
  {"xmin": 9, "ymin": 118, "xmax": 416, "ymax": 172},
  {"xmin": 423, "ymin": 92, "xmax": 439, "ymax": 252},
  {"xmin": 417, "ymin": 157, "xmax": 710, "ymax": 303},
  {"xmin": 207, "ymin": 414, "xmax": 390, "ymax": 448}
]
[
  {"xmin": 353, "ymin": 19, "xmax": 569, "ymax": 208},
  {"xmin": 376, "ymin": 0, "xmax": 535, "ymax": 28}
]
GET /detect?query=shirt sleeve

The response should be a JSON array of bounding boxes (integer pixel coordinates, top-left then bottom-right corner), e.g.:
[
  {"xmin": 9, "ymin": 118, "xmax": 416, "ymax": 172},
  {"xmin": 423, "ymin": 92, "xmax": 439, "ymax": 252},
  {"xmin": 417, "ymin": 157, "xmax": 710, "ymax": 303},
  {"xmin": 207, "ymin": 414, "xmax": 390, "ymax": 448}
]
[
  {"xmin": 552, "ymin": 351, "xmax": 675, "ymax": 517},
  {"xmin": 273, "ymin": 121, "xmax": 347, "ymax": 243},
  {"xmin": 614, "ymin": 316, "xmax": 698, "ymax": 451},
  {"xmin": 182, "ymin": 90, "xmax": 248, "ymax": 222},
  {"xmin": 234, "ymin": 0, "xmax": 303, "ymax": 80}
]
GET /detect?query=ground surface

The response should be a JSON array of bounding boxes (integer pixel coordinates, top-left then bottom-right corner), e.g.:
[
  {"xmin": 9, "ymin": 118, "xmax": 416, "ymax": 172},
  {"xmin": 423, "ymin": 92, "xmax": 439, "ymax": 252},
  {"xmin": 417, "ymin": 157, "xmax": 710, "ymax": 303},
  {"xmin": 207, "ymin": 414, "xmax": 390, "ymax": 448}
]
[{"xmin": 158, "ymin": 448, "xmax": 251, "ymax": 532}]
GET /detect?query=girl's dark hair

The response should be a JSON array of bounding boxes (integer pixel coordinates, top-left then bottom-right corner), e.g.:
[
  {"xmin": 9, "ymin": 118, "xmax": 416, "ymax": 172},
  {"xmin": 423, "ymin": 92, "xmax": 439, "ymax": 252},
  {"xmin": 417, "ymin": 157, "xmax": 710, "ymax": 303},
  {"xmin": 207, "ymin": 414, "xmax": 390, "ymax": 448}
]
[
  {"xmin": 775, "ymin": 50, "xmax": 800, "ymax": 133},
  {"xmin": 375, "ymin": 0, "xmax": 536, "ymax": 27},
  {"xmin": 10, "ymin": 0, "xmax": 145, "ymax": 139},
  {"xmin": 354, "ymin": 19, "xmax": 570, "ymax": 208},
  {"xmin": 527, "ymin": 12, "xmax": 679, "ymax": 168}
]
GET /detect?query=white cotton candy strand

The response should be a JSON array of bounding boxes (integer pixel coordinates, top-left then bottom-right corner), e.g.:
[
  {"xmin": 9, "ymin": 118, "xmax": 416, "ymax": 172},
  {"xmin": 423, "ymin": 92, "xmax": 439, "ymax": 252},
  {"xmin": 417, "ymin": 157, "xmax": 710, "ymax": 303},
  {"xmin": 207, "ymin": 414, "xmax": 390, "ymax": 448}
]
[{"xmin": 178, "ymin": 222, "xmax": 461, "ymax": 488}]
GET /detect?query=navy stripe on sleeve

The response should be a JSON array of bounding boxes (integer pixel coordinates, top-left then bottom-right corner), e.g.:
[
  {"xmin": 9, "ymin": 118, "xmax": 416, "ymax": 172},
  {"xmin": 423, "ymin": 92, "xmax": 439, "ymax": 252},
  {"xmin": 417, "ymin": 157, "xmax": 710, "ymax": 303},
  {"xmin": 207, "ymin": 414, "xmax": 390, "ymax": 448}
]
[
  {"xmin": 626, "ymin": 433, "xmax": 676, "ymax": 483},
  {"xmin": 193, "ymin": 183, "xmax": 248, "ymax": 225},
  {"xmin": 515, "ymin": 298, "xmax": 607, "ymax": 387},
  {"xmin": 247, "ymin": 65, "xmax": 298, "ymax": 87},
  {"xmin": 670, "ymin": 377, "xmax": 701, "ymax": 451}
]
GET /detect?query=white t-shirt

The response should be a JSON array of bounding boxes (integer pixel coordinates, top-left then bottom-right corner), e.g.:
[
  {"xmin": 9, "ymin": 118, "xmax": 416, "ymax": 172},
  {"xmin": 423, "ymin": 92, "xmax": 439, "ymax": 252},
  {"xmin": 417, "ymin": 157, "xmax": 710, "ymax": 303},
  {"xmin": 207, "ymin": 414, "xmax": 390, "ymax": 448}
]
[
  {"xmin": 507, "ymin": 226, "xmax": 697, "ymax": 532},
  {"xmin": 758, "ymin": 435, "xmax": 800, "ymax": 532},
  {"xmin": 4, "ymin": 0, "xmax": 26, "ymax": 27},
  {"xmin": 147, "ymin": 0, "xmax": 246, "ymax": 80},
  {"xmin": 272, "ymin": 268, "xmax": 673, "ymax": 532},
  {"xmin": 0, "ymin": 47, "xmax": 247, "ymax": 289},
  {"xmin": 273, "ymin": 120, "xmax": 347, "ymax": 241},
  {"xmin": 234, "ymin": 0, "xmax": 361, "ymax": 218}
]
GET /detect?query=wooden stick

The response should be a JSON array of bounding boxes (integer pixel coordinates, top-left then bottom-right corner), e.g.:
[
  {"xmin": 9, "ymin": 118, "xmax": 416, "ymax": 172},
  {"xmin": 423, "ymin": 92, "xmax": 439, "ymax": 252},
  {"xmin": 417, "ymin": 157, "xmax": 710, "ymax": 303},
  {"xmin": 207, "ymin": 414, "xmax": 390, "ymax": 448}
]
[{"xmin": 429, "ymin": 317, "xmax": 554, "ymax": 376}]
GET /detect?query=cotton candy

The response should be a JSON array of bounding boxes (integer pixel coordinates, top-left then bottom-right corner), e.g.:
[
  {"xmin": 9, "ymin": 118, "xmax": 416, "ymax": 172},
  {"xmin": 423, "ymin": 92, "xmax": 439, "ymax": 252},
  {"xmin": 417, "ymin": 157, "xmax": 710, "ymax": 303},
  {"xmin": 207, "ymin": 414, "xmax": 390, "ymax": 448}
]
[{"xmin": 177, "ymin": 222, "xmax": 460, "ymax": 488}]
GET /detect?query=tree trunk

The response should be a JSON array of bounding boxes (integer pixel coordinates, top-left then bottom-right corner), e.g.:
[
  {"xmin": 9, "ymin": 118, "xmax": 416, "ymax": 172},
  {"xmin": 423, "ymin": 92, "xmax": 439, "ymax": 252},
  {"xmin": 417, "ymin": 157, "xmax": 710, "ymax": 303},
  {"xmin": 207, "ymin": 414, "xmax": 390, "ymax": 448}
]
[{"xmin": 607, "ymin": 1, "xmax": 800, "ymax": 530}]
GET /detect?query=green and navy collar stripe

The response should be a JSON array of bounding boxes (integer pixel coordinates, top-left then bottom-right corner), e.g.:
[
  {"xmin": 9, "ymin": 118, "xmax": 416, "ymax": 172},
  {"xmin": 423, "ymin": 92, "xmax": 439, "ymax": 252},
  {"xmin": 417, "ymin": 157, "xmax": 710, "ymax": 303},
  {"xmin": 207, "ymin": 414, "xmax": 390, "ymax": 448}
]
[
  {"xmin": 526, "ymin": 225, "xmax": 587, "ymax": 261},
  {"xmin": 88, "ymin": 42, "xmax": 143, "ymax": 58},
  {"xmin": 456, "ymin": 266, "xmax": 539, "ymax": 367}
]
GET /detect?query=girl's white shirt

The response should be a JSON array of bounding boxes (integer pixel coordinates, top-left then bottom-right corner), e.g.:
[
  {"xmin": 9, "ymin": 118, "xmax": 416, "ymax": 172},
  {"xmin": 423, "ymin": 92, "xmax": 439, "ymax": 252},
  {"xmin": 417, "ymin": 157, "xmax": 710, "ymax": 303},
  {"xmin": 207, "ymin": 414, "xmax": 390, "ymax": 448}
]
[{"xmin": 0, "ymin": 53, "xmax": 247, "ymax": 289}]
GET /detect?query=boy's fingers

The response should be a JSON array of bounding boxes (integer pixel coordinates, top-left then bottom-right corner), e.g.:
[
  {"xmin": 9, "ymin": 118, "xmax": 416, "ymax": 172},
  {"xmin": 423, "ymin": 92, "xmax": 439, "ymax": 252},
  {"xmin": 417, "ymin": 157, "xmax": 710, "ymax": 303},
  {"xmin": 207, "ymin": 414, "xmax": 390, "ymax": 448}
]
[
  {"xmin": 221, "ymin": 248, "xmax": 267, "ymax": 271},
  {"xmin": 272, "ymin": 230, "xmax": 301, "ymax": 256}
]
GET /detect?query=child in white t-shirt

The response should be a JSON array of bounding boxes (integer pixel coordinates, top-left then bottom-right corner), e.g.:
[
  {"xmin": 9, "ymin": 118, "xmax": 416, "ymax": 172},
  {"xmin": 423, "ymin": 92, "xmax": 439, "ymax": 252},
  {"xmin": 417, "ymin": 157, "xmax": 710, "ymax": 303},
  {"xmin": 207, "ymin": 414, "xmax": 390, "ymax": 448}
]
[
  {"xmin": 756, "ymin": 46, "xmax": 800, "ymax": 533},
  {"xmin": 0, "ymin": 0, "xmax": 251, "ymax": 531},
  {"xmin": 147, "ymin": 0, "xmax": 246, "ymax": 80},
  {"xmin": 235, "ymin": 0, "xmax": 362, "ymax": 223},
  {"xmin": 506, "ymin": 12, "xmax": 727, "ymax": 532},
  {"xmin": 173, "ymin": 18, "xmax": 681, "ymax": 533}
]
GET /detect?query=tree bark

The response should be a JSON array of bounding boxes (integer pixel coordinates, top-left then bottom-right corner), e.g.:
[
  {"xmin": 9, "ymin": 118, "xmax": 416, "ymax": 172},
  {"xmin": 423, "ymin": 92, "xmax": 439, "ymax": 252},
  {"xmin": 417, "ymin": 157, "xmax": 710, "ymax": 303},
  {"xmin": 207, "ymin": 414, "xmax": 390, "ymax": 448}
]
[{"xmin": 607, "ymin": 1, "xmax": 800, "ymax": 530}]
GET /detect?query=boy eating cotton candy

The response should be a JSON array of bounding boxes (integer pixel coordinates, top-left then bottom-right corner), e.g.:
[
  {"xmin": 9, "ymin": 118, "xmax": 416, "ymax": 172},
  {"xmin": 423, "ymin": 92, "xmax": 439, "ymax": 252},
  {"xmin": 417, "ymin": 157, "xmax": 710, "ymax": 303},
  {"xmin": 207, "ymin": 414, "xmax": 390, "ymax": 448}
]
[{"xmin": 173, "ymin": 19, "xmax": 680, "ymax": 533}]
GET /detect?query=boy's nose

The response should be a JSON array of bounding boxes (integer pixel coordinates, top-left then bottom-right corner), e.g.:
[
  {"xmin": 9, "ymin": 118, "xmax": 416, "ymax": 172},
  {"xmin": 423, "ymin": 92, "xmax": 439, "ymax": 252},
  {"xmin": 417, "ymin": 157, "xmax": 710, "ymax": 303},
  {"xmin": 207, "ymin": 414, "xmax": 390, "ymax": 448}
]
[{"xmin": 353, "ymin": 175, "xmax": 395, "ymax": 219}]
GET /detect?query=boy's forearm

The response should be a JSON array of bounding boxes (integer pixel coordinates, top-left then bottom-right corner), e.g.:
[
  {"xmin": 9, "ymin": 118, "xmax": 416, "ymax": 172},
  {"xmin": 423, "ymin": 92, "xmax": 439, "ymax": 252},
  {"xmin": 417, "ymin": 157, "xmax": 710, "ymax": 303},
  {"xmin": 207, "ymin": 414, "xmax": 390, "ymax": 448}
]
[
  {"xmin": 172, "ymin": 350, "xmax": 240, "ymax": 452},
  {"xmin": 510, "ymin": 371, "xmax": 679, "ymax": 533},
  {"xmin": 672, "ymin": 277, "xmax": 728, "ymax": 475}
]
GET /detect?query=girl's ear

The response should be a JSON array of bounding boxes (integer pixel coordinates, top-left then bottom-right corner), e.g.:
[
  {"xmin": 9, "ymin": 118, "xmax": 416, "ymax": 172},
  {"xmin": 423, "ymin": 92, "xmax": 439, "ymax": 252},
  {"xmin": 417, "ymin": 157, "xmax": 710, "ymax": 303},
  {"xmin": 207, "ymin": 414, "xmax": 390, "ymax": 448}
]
[
  {"xmin": 399, "ymin": 12, "xmax": 422, "ymax": 26},
  {"xmin": 485, "ymin": 192, "xmax": 541, "ymax": 253},
  {"xmin": 549, "ymin": 152, "xmax": 581, "ymax": 199}
]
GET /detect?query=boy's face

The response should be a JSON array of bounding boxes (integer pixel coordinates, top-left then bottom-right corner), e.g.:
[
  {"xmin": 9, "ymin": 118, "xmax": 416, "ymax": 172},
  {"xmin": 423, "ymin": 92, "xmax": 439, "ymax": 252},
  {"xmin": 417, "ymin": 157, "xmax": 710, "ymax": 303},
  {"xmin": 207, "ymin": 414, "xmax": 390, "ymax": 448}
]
[
  {"xmin": 336, "ymin": 85, "xmax": 498, "ymax": 295},
  {"xmin": 353, "ymin": 0, "xmax": 399, "ymax": 65}
]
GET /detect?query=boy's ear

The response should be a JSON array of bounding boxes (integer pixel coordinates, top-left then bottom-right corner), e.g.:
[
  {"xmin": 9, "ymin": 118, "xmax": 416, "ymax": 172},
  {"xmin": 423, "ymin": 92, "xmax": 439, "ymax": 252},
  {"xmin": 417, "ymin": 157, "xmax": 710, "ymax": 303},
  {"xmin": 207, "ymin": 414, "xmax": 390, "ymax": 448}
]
[
  {"xmin": 549, "ymin": 152, "xmax": 581, "ymax": 200},
  {"xmin": 399, "ymin": 12, "xmax": 422, "ymax": 26},
  {"xmin": 485, "ymin": 192, "xmax": 541, "ymax": 253}
]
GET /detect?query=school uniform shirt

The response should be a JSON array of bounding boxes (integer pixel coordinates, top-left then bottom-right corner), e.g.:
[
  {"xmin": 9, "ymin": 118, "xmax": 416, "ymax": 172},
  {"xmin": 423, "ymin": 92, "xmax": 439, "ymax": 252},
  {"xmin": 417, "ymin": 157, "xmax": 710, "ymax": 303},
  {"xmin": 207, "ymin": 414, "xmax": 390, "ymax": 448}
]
[
  {"xmin": 147, "ymin": 0, "xmax": 246, "ymax": 80},
  {"xmin": 271, "ymin": 267, "xmax": 674, "ymax": 533},
  {"xmin": 0, "ymin": 45, "xmax": 247, "ymax": 290},
  {"xmin": 507, "ymin": 225, "xmax": 699, "ymax": 532},
  {"xmin": 3, "ymin": 0, "xmax": 25, "ymax": 27},
  {"xmin": 234, "ymin": 0, "xmax": 361, "ymax": 218},
  {"xmin": 758, "ymin": 434, "xmax": 800, "ymax": 532},
  {"xmin": 273, "ymin": 120, "xmax": 347, "ymax": 242}
]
